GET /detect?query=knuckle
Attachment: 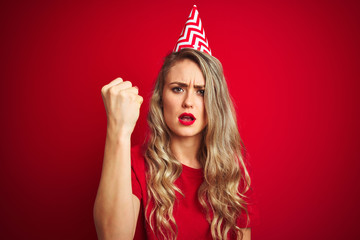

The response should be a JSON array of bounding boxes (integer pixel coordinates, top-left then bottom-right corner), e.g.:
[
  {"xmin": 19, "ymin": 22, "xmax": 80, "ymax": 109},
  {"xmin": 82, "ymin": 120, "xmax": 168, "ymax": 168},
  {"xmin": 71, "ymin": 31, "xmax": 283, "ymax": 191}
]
[
  {"xmin": 128, "ymin": 93, "xmax": 135, "ymax": 100},
  {"xmin": 101, "ymin": 85, "xmax": 106, "ymax": 94},
  {"xmin": 109, "ymin": 86, "xmax": 117, "ymax": 96},
  {"xmin": 138, "ymin": 96, "xmax": 144, "ymax": 104},
  {"xmin": 119, "ymin": 90, "xmax": 127, "ymax": 98},
  {"xmin": 123, "ymin": 81, "xmax": 132, "ymax": 87}
]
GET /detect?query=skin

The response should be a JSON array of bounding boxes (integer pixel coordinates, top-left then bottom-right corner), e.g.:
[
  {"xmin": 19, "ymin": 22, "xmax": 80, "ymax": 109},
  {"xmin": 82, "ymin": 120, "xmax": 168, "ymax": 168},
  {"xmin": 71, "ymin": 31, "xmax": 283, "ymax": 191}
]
[
  {"xmin": 94, "ymin": 78, "xmax": 142, "ymax": 240},
  {"xmin": 162, "ymin": 58, "xmax": 207, "ymax": 169},
  {"xmin": 162, "ymin": 59, "xmax": 251, "ymax": 239},
  {"xmin": 94, "ymin": 60, "xmax": 251, "ymax": 239}
]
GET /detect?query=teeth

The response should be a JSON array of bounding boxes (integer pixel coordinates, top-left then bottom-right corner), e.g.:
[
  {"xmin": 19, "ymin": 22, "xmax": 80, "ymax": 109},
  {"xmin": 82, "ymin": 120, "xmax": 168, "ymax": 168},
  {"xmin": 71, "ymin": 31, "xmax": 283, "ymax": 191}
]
[{"xmin": 181, "ymin": 116, "xmax": 193, "ymax": 121}]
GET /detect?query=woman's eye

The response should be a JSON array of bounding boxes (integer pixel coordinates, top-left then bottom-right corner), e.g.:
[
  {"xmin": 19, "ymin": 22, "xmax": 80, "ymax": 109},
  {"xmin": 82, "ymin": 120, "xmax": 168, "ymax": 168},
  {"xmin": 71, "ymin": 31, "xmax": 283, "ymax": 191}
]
[
  {"xmin": 172, "ymin": 87, "xmax": 183, "ymax": 93},
  {"xmin": 198, "ymin": 89, "xmax": 205, "ymax": 96}
]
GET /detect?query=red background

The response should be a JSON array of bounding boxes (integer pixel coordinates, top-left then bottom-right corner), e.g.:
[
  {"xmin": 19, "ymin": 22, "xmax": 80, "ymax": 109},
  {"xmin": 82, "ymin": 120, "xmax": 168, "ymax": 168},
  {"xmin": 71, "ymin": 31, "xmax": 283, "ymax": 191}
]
[{"xmin": 1, "ymin": 0, "xmax": 359, "ymax": 239}]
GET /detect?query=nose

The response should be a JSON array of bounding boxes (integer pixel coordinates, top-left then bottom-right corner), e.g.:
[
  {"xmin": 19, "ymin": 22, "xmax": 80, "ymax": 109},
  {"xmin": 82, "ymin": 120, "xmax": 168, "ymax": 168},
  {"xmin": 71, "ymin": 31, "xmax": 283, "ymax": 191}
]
[{"xmin": 182, "ymin": 91, "xmax": 194, "ymax": 109}]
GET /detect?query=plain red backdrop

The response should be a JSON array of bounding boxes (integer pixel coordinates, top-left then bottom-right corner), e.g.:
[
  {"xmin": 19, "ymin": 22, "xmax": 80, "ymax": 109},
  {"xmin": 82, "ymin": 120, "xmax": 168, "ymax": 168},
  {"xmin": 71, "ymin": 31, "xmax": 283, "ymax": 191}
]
[{"xmin": 1, "ymin": 0, "xmax": 359, "ymax": 239}]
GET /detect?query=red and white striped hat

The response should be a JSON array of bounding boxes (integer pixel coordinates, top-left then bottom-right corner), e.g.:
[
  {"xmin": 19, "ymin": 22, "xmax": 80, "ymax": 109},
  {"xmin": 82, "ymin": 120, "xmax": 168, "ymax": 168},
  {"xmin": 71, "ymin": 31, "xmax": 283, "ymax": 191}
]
[{"xmin": 173, "ymin": 5, "xmax": 212, "ymax": 56}]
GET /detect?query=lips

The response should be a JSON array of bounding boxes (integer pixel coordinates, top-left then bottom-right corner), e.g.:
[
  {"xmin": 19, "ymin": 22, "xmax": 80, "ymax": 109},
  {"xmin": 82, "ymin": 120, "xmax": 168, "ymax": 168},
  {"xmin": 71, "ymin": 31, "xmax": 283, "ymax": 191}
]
[{"xmin": 178, "ymin": 113, "xmax": 196, "ymax": 126}]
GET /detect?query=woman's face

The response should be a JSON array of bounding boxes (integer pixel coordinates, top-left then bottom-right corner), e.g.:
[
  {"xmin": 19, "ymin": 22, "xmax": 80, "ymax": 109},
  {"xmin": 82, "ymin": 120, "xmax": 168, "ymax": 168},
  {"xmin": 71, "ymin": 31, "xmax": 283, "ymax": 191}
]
[{"xmin": 162, "ymin": 58, "xmax": 207, "ymax": 139}]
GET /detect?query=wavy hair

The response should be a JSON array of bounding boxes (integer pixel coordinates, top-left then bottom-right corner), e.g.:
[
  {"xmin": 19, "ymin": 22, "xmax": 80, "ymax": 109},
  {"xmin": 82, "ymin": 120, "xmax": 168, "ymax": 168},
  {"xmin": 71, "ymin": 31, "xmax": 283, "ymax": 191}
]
[{"xmin": 144, "ymin": 48, "xmax": 251, "ymax": 239}]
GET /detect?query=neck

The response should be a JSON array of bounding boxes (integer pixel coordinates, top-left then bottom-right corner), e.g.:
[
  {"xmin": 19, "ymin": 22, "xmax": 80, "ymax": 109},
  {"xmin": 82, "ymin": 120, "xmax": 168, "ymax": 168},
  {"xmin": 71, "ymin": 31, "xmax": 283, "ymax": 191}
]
[{"xmin": 170, "ymin": 134, "xmax": 203, "ymax": 169}]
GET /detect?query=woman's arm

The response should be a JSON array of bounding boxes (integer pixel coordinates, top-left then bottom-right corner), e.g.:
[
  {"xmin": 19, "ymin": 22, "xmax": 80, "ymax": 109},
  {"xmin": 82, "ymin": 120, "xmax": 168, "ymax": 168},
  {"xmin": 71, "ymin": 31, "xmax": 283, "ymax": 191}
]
[
  {"xmin": 93, "ymin": 133, "xmax": 140, "ymax": 240},
  {"xmin": 93, "ymin": 78, "xmax": 143, "ymax": 240}
]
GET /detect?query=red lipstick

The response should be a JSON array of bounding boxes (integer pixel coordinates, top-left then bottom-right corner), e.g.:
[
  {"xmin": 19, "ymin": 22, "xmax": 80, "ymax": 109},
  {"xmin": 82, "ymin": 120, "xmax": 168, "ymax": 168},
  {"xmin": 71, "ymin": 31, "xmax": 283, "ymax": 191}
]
[{"xmin": 178, "ymin": 113, "xmax": 196, "ymax": 126}]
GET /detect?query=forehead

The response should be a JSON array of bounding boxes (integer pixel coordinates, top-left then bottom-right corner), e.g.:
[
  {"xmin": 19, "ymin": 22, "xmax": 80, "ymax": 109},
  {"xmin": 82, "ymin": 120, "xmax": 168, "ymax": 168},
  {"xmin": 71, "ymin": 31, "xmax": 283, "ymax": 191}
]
[{"xmin": 165, "ymin": 59, "xmax": 205, "ymax": 85}]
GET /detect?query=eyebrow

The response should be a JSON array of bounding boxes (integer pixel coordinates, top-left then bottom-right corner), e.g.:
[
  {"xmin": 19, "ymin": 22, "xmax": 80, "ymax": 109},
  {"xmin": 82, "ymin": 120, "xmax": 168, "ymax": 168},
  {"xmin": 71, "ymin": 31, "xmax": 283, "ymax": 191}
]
[{"xmin": 169, "ymin": 81, "xmax": 205, "ymax": 89}]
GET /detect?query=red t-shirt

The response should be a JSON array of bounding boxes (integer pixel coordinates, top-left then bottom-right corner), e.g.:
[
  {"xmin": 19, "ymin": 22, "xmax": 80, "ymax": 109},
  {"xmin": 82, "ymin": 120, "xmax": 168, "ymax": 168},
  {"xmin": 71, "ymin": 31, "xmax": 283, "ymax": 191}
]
[{"xmin": 131, "ymin": 145, "xmax": 259, "ymax": 240}]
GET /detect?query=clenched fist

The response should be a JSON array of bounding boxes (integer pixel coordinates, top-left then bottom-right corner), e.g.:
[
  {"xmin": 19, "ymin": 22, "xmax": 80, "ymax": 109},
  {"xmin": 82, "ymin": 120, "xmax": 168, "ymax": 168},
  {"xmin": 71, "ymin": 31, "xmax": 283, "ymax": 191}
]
[{"xmin": 101, "ymin": 77, "xmax": 143, "ymax": 137}]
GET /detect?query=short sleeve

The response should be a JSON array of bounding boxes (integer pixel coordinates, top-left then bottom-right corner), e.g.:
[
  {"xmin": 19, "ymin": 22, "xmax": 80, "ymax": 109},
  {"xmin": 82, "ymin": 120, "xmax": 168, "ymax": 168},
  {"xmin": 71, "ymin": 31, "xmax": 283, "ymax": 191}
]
[
  {"xmin": 236, "ymin": 185, "xmax": 260, "ymax": 228},
  {"xmin": 131, "ymin": 166, "xmax": 142, "ymax": 200},
  {"xmin": 237, "ymin": 151, "xmax": 260, "ymax": 228},
  {"xmin": 130, "ymin": 145, "xmax": 145, "ymax": 200}
]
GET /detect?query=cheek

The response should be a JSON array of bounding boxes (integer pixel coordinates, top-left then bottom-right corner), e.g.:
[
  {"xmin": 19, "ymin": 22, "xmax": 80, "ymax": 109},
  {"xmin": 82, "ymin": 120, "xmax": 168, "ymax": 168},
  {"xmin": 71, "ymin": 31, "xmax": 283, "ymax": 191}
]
[
  {"xmin": 163, "ymin": 92, "xmax": 180, "ymax": 109},
  {"xmin": 162, "ymin": 95, "xmax": 172, "ymax": 111},
  {"xmin": 162, "ymin": 94, "xmax": 177, "ymax": 120},
  {"xmin": 197, "ymin": 99, "xmax": 206, "ymax": 113},
  {"xmin": 203, "ymin": 109, "xmax": 207, "ymax": 124},
  {"xmin": 200, "ymin": 100, "xmax": 207, "ymax": 123}
]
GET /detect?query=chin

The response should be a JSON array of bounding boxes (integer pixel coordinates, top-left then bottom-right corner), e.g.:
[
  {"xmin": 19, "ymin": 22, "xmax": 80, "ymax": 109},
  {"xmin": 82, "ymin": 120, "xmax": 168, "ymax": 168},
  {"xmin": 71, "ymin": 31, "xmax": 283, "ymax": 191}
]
[
  {"xmin": 170, "ymin": 128, "xmax": 204, "ymax": 138},
  {"xmin": 165, "ymin": 120, "xmax": 207, "ymax": 139}
]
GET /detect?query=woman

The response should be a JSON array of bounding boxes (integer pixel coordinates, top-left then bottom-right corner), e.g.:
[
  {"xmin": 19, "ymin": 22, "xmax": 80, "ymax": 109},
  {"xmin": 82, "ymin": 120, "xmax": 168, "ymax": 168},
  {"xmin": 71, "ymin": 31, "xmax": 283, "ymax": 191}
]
[{"xmin": 93, "ymin": 48, "xmax": 255, "ymax": 240}]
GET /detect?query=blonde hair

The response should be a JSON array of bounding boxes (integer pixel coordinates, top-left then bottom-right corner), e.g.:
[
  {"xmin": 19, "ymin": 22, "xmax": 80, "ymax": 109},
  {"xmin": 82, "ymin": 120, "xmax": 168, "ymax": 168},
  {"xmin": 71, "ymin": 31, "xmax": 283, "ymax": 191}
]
[{"xmin": 145, "ymin": 48, "xmax": 251, "ymax": 239}]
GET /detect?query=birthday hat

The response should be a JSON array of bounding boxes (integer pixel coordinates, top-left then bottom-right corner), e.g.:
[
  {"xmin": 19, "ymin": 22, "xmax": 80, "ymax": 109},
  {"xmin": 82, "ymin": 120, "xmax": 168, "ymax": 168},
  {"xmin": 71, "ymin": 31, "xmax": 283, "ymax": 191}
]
[{"xmin": 173, "ymin": 5, "xmax": 212, "ymax": 55}]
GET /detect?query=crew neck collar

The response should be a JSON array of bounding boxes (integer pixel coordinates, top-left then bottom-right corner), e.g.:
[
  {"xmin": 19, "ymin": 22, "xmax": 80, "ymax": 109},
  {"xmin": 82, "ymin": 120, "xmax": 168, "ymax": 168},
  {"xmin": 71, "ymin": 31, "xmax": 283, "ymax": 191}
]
[{"xmin": 181, "ymin": 163, "xmax": 204, "ymax": 178}]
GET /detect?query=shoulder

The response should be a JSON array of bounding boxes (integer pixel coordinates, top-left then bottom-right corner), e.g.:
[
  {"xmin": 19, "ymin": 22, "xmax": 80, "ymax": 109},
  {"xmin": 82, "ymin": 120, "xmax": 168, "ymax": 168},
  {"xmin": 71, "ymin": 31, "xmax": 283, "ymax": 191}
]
[
  {"xmin": 130, "ymin": 144, "xmax": 148, "ymax": 201},
  {"xmin": 237, "ymin": 151, "xmax": 260, "ymax": 227}
]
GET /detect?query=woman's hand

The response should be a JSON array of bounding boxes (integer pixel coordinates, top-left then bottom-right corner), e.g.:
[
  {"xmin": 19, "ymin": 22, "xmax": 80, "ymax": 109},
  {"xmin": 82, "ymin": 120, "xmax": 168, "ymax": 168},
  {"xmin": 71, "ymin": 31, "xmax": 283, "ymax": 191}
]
[{"xmin": 101, "ymin": 77, "xmax": 143, "ymax": 137}]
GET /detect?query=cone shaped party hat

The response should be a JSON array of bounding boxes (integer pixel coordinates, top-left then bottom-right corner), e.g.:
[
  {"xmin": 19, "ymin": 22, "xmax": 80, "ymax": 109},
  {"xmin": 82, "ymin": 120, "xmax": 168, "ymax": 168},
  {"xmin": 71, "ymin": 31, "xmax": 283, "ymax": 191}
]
[{"xmin": 173, "ymin": 5, "xmax": 212, "ymax": 55}]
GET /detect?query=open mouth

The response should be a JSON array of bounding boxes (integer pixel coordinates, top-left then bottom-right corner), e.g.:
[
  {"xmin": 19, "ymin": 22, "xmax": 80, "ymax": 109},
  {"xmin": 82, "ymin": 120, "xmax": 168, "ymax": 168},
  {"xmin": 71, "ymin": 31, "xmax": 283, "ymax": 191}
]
[
  {"xmin": 178, "ymin": 113, "xmax": 196, "ymax": 125},
  {"xmin": 180, "ymin": 116, "xmax": 194, "ymax": 121}
]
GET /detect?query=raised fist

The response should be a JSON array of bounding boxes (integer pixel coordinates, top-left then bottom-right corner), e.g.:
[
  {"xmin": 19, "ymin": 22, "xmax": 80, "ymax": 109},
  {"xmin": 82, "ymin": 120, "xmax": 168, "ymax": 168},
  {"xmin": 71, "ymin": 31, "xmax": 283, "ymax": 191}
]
[{"xmin": 101, "ymin": 77, "xmax": 143, "ymax": 137}]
